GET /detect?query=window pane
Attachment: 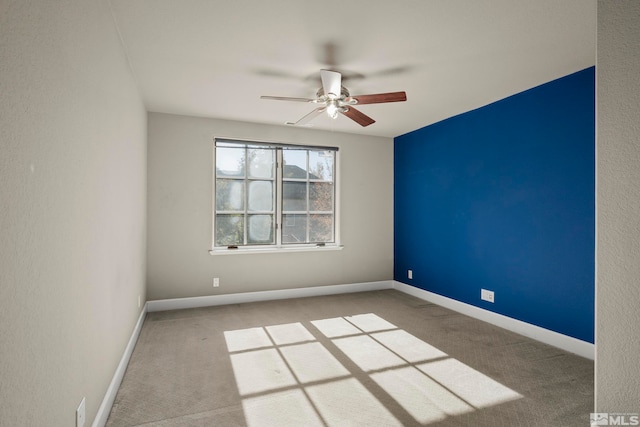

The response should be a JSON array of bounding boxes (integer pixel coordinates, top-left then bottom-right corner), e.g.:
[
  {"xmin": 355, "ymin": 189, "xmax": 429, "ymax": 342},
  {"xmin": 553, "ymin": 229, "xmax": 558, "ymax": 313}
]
[
  {"xmin": 248, "ymin": 181, "xmax": 273, "ymax": 212},
  {"xmin": 282, "ymin": 214, "xmax": 307, "ymax": 244},
  {"xmin": 216, "ymin": 146, "xmax": 245, "ymax": 177},
  {"xmin": 310, "ymin": 214, "xmax": 333, "ymax": 242},
  {"xmin": 309, "ymin": 182, "xmax": 333, "ymax": 212},
  {"xmin": 283, "ymin": 182, "xmax": 307, "ymax": 211},
  {"xmin": 248, "ymin": 215, "xmax": 274, "ymax": 244},
  {"xmin": 216, "ymin": 179, "xmax": 244, "ymax": 211},
  {"xmin": 215, "ymin": 214, "xmax": 244, "ymax": 246},
  {"xmin": 309, "ymin": 151, "xmax": 334, "ymax": 181},
  {"xmin": 248, "ymin": 148, "xmax": 274, "ymax": 179},
  {"xmin": 283, "ymin": 150, "xmax": 307, "ymax": 179}
]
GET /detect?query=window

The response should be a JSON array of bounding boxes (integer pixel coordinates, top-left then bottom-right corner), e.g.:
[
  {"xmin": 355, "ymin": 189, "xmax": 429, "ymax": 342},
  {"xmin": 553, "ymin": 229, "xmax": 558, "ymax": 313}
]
[{"xmin": 213, "ymin": 139, "xmax": 339, "ymax": 252}]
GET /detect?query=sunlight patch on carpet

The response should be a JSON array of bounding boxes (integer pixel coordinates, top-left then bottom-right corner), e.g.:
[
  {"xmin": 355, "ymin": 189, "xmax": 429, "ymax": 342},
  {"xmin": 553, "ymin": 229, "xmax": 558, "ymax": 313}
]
[
  {"xmin": 310, "ymin": 317, "xmax": 361, "ymax": 337},
  {"xmin": 280, "ymin": 342, "xmax": 350, "ymax": 383},
  {"xmin": 265, "ymin": 322, "xmax": 315, "ymax": 345},
  {"xmin": 305, "ymin": 378, "xmax": 402, "ymax": 427},
  {"xmin": 224, "ymin": 327, "xmax": 272, "ymax": 352},
  {"xmin": 243, "ymin": 389, "xmax": 324, "ymax": 427},
  {"xmin": 225, "ymin": 313, "xmax": 523, "ymax": 426},
  {"xmin": 229, "ymin": 348, "xmax": 297, "ymax": 395},
  {"xmin": 345, "ymin": 313, "xmax": 397, "ymax": 332},
  {"xmin": 417, "ymin": 359, "xmax": 523, "ymax": 408},
  {"xmin": 371, "ymin": 329, "xmax": 448, "ymax": 363},
  {"xmin": 332, "ymin": 335, "xmax": 406, "ymax": 372},
  {"xmin": 371, "ymin": 366, "xmax": 474, "ymax": 424}
]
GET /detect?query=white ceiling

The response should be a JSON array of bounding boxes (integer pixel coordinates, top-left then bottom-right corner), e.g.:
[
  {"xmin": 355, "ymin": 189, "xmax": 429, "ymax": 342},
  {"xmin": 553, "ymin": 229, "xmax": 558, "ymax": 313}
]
[{"xmin": 109, "ymin": 0, "xmax": 595, "ymax": 138}]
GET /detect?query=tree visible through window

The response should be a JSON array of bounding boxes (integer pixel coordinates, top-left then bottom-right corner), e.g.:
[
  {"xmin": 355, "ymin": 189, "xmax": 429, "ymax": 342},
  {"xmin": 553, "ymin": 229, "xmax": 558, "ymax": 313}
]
[{"xmin": 214, "ymin": 139, "xmax": 337, "ymax": 249}]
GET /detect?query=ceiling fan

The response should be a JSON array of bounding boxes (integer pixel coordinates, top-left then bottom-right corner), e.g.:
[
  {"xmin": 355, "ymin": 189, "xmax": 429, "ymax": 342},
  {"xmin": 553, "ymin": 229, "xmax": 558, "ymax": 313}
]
[{"xmin": 260, "ymin": 69, "xmax": 407, "ymax": 127}]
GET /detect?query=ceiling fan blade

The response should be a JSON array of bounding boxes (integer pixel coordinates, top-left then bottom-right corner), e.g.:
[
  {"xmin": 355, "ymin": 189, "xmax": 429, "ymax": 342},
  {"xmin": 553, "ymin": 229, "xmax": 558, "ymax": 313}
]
[
  {"xmin": 288, "ymin": 107, "xmax": 326, "ymax": 126},
  {"xmin": 260, "ymin": 95, "xmax": 316, "ymax": 102},
  {"xmin": 341, "ymin": 106, "xmax": 375, "ymax": 127},
  {"xmin": 350, "ymin": 91, "xmax": 407, "ymax": 105},
  {"xmin": 320, "ymin": 69, "xmax": 342, "ymax": 98}
]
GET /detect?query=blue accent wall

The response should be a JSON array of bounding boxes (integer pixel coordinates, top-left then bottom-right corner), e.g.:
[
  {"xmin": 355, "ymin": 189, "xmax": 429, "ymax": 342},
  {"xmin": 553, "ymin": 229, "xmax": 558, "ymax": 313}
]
[{"xmin": 394, "ymin": 67, "xmax": 595, "ymax": 343}]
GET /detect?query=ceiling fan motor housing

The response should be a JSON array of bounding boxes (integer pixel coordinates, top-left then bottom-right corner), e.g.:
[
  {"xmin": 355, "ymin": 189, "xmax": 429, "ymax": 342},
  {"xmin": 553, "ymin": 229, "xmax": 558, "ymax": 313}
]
[{"xmin": 316, "ymin": 86, "xmax": 351, "ymax": 101}]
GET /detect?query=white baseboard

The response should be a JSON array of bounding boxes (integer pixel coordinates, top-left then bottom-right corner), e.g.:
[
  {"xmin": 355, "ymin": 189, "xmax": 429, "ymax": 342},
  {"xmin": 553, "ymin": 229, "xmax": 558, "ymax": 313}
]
[
  {"xmin": 392, "ymin": 281, "xmax": 594, "ymax": 360},
  {"xmin": 92, "ymin": 304, "xmax": 148, "ymax": 427},
  {"xmin": 147, "ymin": 280, "xmax": 394, "ymax": 312}
]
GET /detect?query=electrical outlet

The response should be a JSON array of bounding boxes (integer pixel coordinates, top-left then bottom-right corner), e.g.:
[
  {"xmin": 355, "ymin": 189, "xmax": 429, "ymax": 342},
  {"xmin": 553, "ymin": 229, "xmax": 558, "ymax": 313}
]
[
  {"xmin": 76, "ymin": 397, "xmax": 86, "ymax": 427},
  {"xmin": 213, "ymin": 278, "xmax": 220, "ymax": 288},
  {"xmin": 481, "ymin": 289, "xmax": 495, "ymax": 303},
  {"xmin": 408, "ymin": 270, "xmax": 413, "ymax": 280}
]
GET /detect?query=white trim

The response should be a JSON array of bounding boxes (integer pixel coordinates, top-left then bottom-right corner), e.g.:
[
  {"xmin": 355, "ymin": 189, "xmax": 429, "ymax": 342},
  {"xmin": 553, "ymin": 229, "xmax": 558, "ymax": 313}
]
[
  {"xmin": 392, "ymin": 281, "xmax": 594, "ymax": 360},
  {"xmin": 147, "ymin": 280, "xmax": 393, "ymax": 312},
  {"xmin": 92, "ymin": 305, "xmax": 148, "ymax": 427},
  {"xmin": 209, "ymin": 245, "xmax": 343, "ymax": 256}
]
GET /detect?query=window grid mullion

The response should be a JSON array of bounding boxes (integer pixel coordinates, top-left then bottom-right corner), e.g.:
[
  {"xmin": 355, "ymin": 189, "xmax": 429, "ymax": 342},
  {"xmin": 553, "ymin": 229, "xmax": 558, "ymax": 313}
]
[
  {"xmin": 243, "ymin": 146, "xmax": 249, "ymax": 246},
  {"xmin": 276, "ymin": 149, "xmax": 283, "ymax": 246},
  {"xmin": 306, "ymin": 151, "xmax": 311, "ymax": 243}
]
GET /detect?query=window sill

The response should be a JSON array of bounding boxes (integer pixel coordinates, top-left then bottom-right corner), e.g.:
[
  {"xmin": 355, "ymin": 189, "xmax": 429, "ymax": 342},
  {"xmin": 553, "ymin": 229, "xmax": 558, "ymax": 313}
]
[{"xmin": 209, "ymin": 245, "xmax": 343, "ymax": 256}]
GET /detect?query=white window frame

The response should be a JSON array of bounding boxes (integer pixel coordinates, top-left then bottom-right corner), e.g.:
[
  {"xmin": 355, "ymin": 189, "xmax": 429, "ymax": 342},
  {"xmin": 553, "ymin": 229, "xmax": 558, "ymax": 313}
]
[{"xmin": 210, "ymin": 138, "xmax": 342, "ymax": 255}]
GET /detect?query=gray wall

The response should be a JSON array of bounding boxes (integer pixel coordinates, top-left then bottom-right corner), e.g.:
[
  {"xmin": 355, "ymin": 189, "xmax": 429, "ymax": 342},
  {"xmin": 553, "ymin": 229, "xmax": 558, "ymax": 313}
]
[
  {"xmin": 147, "ymin": 113, "xmax": 393, "ymax": 300},
  {"xmin": 596, "ymin": 0, "xmax": 640, "ymax": 410},
  {"xmin": 0, "ymin": 1, "xmax": 147, "ymax": 426}
]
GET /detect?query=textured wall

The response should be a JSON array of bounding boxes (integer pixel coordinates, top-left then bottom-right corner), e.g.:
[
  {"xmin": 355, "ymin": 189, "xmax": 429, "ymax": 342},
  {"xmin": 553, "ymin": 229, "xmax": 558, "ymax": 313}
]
[
  {"xmin": 596, "ymin": 0, "xmax": 640, "ymax": 410},
  {"xmin": 0, "ymin": 1, "xmax": 147, "ymax": 425},
  {"xmin": 146, "ymin": 113, "xmax": 394, "ymax": 300},
  {"xmin": 394, "ymin": 68, "xmax": 595, "ymax": 343}
]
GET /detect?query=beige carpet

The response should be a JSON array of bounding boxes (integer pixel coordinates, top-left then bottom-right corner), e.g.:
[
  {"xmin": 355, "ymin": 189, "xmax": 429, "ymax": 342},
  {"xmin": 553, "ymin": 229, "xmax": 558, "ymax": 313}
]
[{"xmin": 106, "ymin": 290, "xmax": 593, "ymax": 426}]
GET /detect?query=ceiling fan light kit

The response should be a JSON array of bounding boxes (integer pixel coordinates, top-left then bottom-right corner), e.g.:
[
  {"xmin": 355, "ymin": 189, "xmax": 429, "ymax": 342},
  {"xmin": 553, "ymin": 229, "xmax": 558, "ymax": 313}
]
[{"xmin": 261, "ymin": 69, "xmax": 406, "ymax": 127}]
